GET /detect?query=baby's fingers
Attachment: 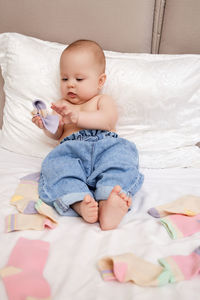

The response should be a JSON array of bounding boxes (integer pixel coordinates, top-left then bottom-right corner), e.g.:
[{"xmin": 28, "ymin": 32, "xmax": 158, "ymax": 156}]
[
  {"xmin": 51, "ymin": 104, "xmax": 71, "ymax": 116},
  {"xmin": 32, "ymin": 116, "xmax": 44, "ymax": 129},
  {"xmin": 51, "ymin": 104, "xmax": 63, "ymax": 114}
]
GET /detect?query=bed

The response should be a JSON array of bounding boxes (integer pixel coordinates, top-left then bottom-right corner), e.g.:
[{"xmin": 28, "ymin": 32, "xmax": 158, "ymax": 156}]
[{"xmin": 0, "ymin": 1, "xmax": 200, "ymax": 300}]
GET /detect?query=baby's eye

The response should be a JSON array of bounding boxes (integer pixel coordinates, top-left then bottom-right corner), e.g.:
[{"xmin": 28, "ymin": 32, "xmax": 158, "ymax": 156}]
[
  {"xmin": 76, "ymin": 78, "xmax": 83, "ymax": 81},
  {"xmin": 62, "ymin": 78, "xmax": 68, "ymax": 81}
]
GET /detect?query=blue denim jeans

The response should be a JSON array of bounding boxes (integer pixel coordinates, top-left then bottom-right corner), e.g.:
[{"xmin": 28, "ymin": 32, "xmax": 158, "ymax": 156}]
[{"xmin": 38, "ymin": 130, "xmax": 144, "ymax": 216}]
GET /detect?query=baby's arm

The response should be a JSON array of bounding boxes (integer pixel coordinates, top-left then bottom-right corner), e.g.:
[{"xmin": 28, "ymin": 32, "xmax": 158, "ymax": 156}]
[
  {"xmin": 78, "ymin": 95, "xmax": 118, "ymax": 130},
  {"xmin": 52, "ymin": 95, "xmax": 118, "ymax": 131}
]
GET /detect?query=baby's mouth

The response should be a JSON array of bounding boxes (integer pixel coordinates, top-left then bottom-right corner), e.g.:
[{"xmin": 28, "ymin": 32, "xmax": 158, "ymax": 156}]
[{"xmin": 68, "ymin": 92, "xmax": 76, "ymax": 98}]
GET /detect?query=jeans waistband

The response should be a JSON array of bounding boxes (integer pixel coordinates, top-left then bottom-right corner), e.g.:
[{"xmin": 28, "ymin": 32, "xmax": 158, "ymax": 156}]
[{"xmin": 60, "ymin": 130, "xmax": 118, "ymax": 143}]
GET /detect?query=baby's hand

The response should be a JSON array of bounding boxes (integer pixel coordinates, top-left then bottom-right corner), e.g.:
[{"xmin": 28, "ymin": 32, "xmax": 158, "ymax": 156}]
[
  {"xmin": 32, "ymin": 115, "xmax": 45, "ymax": 129},
  {"xmin": 51, "ymin": 103, "xmax": 79, "ymax": 125}
]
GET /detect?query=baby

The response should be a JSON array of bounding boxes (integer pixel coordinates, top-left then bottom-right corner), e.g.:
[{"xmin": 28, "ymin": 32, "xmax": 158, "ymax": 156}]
[{"xmin": 32, "ymin": 39, "xmax": 143, "ymax": 230}]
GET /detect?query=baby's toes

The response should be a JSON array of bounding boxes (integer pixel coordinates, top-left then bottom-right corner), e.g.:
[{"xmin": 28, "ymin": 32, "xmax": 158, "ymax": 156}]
[
  {"xmin": 120, "ymin": 192, "xmax": 132, "ymax": 207},
  {"xmin": 112, "ymin": 185, "xmax": 121, "ymax": 194},
  {"xmin": 127, "ymin": 197, "xmax": 132, "ymax": 207},
  {"xmin": 120, "ymin": 192, "xmax": 127, "ymax": 200}
]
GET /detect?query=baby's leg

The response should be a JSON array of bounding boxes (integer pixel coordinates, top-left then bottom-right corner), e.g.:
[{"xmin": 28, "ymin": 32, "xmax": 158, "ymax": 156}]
[
  {"xmin": 90, "ymin": 137, "xmax": 143, "ymax": 230},
  {"xmin": 98, "ymin": 186, "xmax": 132, "ymax": 230},
  {"xmin": 71, "ymin": 195, "xmax": 98, "ymax": 224}
]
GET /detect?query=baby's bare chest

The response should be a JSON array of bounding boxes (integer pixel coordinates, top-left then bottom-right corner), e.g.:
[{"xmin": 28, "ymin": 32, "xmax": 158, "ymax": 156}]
[{"xmin": 68, "ymin": 97, "xmax": 100, "ymax": 112}]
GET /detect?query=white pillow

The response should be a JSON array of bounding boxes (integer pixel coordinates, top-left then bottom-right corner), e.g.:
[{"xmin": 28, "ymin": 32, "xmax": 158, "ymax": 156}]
[
  {"xmin": 104, "ymin": 51, "xmax": 200, "ymax": 167},
  {"xmin": 0, "ymin": 32, "xmax": 200, "ymax": 168},
  {"xmin": 0, "ymin": 33, "xmax": 65, "ymax": 156}
]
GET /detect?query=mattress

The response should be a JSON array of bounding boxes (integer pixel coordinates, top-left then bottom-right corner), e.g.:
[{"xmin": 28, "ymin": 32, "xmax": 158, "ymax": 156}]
[{"xmin": 0, "ymin": 145, "xmax": 200, "ymax": 300}]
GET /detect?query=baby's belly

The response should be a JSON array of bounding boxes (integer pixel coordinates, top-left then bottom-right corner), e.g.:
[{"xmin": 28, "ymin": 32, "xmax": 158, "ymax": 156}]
[
  {"xmin": 58, "ymin": 125, "xmax": 117, "ymax": 143},
  {"xmin": 58, "ymin": 124, "xmax": 83, "ymax": 142}
]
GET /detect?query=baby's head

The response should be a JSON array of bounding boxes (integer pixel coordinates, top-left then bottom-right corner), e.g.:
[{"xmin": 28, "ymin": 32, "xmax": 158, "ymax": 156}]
[
  {"xmin": 63, "ymin": 39, "xmax": 106, "ymax": 73},
  {"xmin": 60, "ymin": 40, "xmax": 106, "ymax": 104}
]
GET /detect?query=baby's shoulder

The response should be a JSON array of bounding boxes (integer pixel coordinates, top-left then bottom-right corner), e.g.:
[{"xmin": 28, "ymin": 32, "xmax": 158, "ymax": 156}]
[
  {"xmin": 98, "ymin": 94, "xmax": 114, "ymax": 102},
  {"xmin": 98, "ymin": 94, "xmax": 116, "ymax": 106}
]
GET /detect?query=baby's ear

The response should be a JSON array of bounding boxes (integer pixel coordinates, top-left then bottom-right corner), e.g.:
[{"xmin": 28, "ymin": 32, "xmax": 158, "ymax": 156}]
[{"xmin": 98, "ymin": 73, "xmax": 106, "ymax": 89}]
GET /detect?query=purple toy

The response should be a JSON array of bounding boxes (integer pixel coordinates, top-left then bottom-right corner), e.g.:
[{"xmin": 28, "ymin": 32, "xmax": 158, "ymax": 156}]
[{"xmin": 32, "ymin": 99, "xmax": 59, "ymax": 134}]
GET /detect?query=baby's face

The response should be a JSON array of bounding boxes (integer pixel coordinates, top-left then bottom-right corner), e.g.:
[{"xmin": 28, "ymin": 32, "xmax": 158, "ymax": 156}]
[{"xmin": 60, "ymin": 50, "xmax": 105, "ymax": 104}]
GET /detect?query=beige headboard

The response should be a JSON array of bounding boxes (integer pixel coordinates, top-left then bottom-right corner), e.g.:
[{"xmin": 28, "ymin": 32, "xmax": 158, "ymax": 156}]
[{"xmin": 1, "ymin": 0, "xmax": 200, "ymax": 128}]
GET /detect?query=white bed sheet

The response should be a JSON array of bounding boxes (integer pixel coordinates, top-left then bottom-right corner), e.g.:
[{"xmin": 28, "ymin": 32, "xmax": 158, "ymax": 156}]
[{"xmin": 0, "ymin": 146, "xmax": 200, "ymax": 300}]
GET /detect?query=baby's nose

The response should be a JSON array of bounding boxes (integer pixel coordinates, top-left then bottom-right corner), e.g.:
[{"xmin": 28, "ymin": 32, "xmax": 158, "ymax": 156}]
[{"xmin": 67, "ymin": 80, "xmax": 75, "ymax": 88}]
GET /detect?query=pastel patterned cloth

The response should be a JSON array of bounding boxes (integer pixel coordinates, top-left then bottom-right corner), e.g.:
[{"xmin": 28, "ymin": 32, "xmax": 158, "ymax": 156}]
[
  {"xmin": 6, "ymin": 172, "xmax": 58, "ymax": 232},
  {"xmin": 160, "ymin": 213, "xmax": 200, "ymax": 239},
  {"xmin": 0, "ymin": 237, "xmax": 51, "ymax": 300},
  {"xmin": 148, "ymin": 195, "xmax": 200, "ymax": 218},
  {"xmin": 148, "ymin": 195, "xmax": 200, "ymax": 239},
  {"xmin": 98, "ymin": 246, "xmax": 200, "ymax": 286}
]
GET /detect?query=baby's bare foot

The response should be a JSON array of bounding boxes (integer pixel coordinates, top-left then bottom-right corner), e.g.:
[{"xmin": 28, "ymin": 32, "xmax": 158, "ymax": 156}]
[
  {"xmin": 80, "ymin": 195, "xmax": 98, "ymax": 224},
  {"xmin": 99, "ymin": 185, "xmax": 131, "ymax": 230}
]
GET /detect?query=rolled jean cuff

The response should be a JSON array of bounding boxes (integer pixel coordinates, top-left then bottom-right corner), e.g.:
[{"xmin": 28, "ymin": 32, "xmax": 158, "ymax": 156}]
[{"xmin": 53, "ymin": 191, "xmax": 93, "ymax": 216}]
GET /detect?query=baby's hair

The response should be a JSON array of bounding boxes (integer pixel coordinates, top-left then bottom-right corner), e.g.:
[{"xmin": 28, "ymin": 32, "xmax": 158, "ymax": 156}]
[{"xmin": 64, "ymin": 39, "xmax": 106, "ymax": 73}]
